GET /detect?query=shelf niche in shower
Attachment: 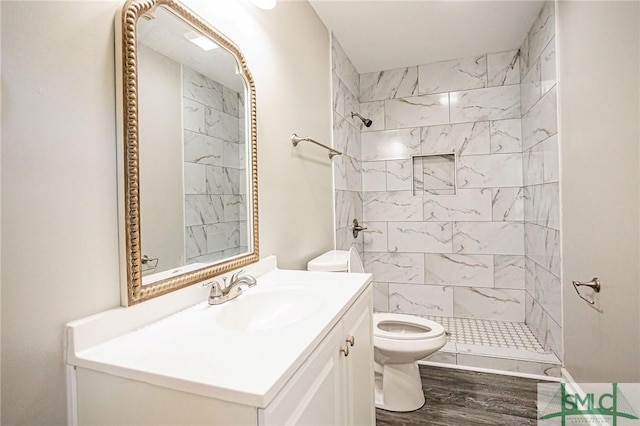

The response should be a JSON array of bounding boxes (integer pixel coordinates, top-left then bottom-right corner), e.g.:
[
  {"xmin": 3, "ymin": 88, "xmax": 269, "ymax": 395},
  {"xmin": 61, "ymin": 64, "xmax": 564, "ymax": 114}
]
[{"xmin": 412, "ymin": 152, "xmax": 457, "ymax": 196}]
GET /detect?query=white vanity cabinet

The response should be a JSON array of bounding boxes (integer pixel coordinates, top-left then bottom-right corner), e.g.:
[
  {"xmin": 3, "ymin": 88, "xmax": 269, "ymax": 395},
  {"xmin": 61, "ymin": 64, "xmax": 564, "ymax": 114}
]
[
  {"xmin": 259, "ymin": 287, "xmax": 374, "ymax": 425},
  {"xmin": 69, "ymin": 275, "xmax": 374, "ymax": 426}
]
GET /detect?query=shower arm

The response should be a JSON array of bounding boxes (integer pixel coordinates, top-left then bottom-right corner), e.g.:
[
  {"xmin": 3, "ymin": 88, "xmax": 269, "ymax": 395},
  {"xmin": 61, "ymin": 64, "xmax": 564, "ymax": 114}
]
[{"xmin": 291, "ymin": 133, "xmax": 342, "ymax": 159}]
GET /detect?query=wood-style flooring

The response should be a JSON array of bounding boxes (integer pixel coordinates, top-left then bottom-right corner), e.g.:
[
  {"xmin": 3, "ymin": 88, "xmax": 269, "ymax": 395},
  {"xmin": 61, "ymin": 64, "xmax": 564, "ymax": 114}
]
[{"xmin": 376, "ymin": 364, "xmax": 552, "ymax": 426}]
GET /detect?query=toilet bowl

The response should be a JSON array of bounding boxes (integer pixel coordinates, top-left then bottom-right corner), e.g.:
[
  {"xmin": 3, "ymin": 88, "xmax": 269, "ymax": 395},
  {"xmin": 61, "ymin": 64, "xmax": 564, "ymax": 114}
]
[{"xmin": 307, "ymin": 248, "xmax": 447, "ymax": 412}]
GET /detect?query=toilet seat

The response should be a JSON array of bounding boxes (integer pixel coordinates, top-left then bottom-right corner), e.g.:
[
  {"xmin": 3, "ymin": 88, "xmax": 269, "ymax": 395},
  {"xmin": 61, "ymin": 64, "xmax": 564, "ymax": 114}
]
[{"xmin": 373, "ymin": 313, "xmax": 445, "ymax": 341}]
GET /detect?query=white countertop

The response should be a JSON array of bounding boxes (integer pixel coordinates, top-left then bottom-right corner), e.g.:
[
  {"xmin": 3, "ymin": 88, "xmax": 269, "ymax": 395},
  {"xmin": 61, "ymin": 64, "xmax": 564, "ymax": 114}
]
[{"xmin": 66, "ymin": 260, "xmax": 372, "ymax": 408}]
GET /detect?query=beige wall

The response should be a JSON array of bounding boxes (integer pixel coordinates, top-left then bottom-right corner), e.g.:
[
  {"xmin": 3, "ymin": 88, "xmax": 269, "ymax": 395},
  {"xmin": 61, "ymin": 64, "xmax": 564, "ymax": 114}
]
[
  {"xmin": 558, "ymin": 1, "xmax": 640, "ymax": 382},
  {"xmin": 0, "ymin": 1, "xmax": 333, "ymax": 424},
  {"xmin": 138, "ymin": 45, "xmax": 185, "ymax": 273}
]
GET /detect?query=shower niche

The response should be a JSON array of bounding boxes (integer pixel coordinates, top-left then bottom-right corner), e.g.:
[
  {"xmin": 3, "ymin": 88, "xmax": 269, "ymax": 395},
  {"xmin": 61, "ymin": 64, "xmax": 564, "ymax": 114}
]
[{"xmin": 411, "ymin": 152, "xmax": 457, "ymax": 196}]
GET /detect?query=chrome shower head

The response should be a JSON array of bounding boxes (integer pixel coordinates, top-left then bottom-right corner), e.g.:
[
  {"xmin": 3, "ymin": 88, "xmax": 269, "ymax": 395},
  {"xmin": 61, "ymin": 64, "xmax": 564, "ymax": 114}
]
[{"xmin": 351, "ymin": 112, "xmax": 373, "ymax": 127}]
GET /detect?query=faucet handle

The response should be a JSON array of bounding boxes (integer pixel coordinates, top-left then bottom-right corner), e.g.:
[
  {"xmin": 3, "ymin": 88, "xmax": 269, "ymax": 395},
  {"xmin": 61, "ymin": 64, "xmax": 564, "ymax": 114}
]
[
  {"xmin": 230, "ymin": 270, "xmax": 245, "ymax": 283},
  {"xmin": 202, "ymin": 279, "xmax": 223, "ymax": 297}
]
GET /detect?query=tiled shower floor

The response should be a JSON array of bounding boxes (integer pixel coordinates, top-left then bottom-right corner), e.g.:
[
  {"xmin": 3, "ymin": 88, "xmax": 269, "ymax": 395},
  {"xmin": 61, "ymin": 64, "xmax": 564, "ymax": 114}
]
[
  {"xmin": 418, "ymin": 316, "xmax": 562, "ymax": 378},
  {"xmin": 427, "ymin": 316, "xmax": 545, "ymax": 352}
]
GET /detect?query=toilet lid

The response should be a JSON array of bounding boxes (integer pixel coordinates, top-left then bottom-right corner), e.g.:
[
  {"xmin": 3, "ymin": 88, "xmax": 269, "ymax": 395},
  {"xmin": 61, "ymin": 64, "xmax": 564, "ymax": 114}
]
[{"xmin": 373, "ymin": 313, "xmax": 445, "ymax": 341}]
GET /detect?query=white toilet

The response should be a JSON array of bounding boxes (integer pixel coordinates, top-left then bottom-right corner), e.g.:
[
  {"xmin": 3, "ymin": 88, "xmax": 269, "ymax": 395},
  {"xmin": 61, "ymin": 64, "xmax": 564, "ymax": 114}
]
[{"xmin": 307, "ymin": 248, "xmax": 447, "ymax": 412}]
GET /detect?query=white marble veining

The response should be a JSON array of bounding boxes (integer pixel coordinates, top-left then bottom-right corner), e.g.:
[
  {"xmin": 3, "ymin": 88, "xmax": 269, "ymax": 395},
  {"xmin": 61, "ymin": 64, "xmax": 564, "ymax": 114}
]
[
  {"xmin": 450, "ymin": 85, "xmax": 520, "ymax": 123},
  {"xmin": 361, "ymin": 127, "xmax": 421, "ymax": 161},
  {"xmin": 205, "ymin": 108, "xmax": 239, "ymax": 142},
  {"xmin": 183, "ymin": 97, "xmax": 206, "ymax": 134},
  {"xmin": 489, "ymin": 119, "xmax": 522, "ymax": 154},
  {"xmin": 332, "ymin": 112, "xmax": 350, "ymax": 156},
  {"xmin": 388, "ymin": 222, "xmax": 452, "ymax": 253},
  {"xmin": 457, "ymin": 153, "xmax": 523, "ymax": 188},
  {"xmin": 545, "ymin": 316, "xmax": 562, "ymax": 360},
  {"xmin": 542, "ymin": 135, "xmax": 559, "ymax": 183},
  {"xmin": 524, "ymin": 183, "xmax": 559, "ymax": 230},
  {"xmin": 487, "ymin": 50, "xmax": 520, "ymax": 87},
  {"xmin": 418, "ymin": 56, "xmax": 487, "ymax": 95},
  {"xmin": 222, "ymin": 86, "xmax": 240, "ymax": 118},
  {"xmin": 522, "ymin": 86, "xmax": 557, "ymax": 151},
  {"xmin": 492, "ymin": 187, "xmax": 524, "ymax": 221},
  {"xmin": 533, "ymin": 262, "xmax": 561, "ymax": 324},
  {"xmin": 223, "ymin": 195, "xmax": 242, "ymax": 222},
  {"xmin": 335, "ymin": 190, "xmax": 362, "ymax": 229},
  {"xmin": 184, "ymin": 162, "xmax": 206, "ymax": 195},
  {"xmin": 184, "ymin": 131, "xmax": 224, "ymax": 166},
  {"xmin": 359, "ymin": 101, "xmax": 385, "ymax": 132},
  {"xmin": 520, "ymin": 59, "xmax": 541, "ymax": 115},
  {"xmin": 332, "ymin": 73, "xmax": 346, "ymax": 119},
  {"xmin": 525, "ymin": 293, "xmax": 547, "ymax": 350},
  {"xmin": 384, "ymin": 94, "xmax": 449, "ymax": 129},
  {"xmin": 525, "ymin": 257, "xmax": 536, "ymax": 295},
  {"xmin": 362, "ymin": 161, "xmax": 386, "ymax": 191},
  {"xmin": 364, "ymin": 191, "xmax": 423, "ymax": 222},
  {"xmin": 386, "ymin": 159, "xmax": 412, "ymax": 191},
  {"xmin": 332, "ymin": 36, "xmax": 359, "ymax": 97},
  {"xmin": 524, "ymin": 223, "xmax": 561, "ymax": 278},
  {"xmin": 185, "ymin": 194, "xmax": 224, "ymax": 226},
  {"xmin": 519, "ymin": 33, "xmax": 531, "ymax": 76},
  {"xmin": 453, "ymin": 222, "xmax": 524, "ymax": 255},
  {"xmin": 523, "ymin": 142, "xmax": 544, "ymax": 186},
  {"xmin": 494, "ymin": 256, "xmax": 525, "ymax": 290},
  {"xmin": 185, "ymin": 225, "xmax": 207, "ymax": 259},
  {"xmin": 223, "ymin": 141, "xmax": 240, "ymax": 169},
  {"xmin": 424, "ymin": 253, "xmax": 493, "ymax": 287},
  {"xmin": 389, "ymin": 284, "xmax": 453, "ymax": 316},
  {"xmin": 415, "ymin": 154, "xmax": 456, "ymax": 193},
  {"xmin": 360, "ymin": 67, "xmax": 418, "ymax": 102},
  {"xmin": 364, "ymin": 252, "xmax": 425, "ymax": 284},
  {"xmin": 344, "ymin": 87, "xmax": 361, "ymax": 129},
  {"xmin": 454, "ymin": 287, "xmax": 525, "ymax": 322},
  {"xmin": 423, "ymin": 188, "xmax": 492, "ymax": 222},
  {"xmin": 373, "ymin": 281, "xmax": 389, "ymax": 312},
  {"xmin": 206, "ymin": 222, "xmax": 240, "ymax": 253},
  {"xmin": 421, "ymin": 122, "xmax": 490, "ymax": 156},
  {"xmin": 363, "ymin": 222, "xmax": 388, "ymax": 252},
  {"xmin": 540, "ymin": 38, "xmax": 556, "ymax": 96},
  {"xmin": 334, "ymin": 155, "xmax": 362, "ymax": 192},
  {"xmin": 207, "ymin": 166, "xmax": 240, "ymax": 195},
  {"xmin": 183, "ymin": 67, "xmax": 224, "ymax": 112},
  {"xmin": 528, "ymin": 1, "xmax": 555, "ymax": 65}
]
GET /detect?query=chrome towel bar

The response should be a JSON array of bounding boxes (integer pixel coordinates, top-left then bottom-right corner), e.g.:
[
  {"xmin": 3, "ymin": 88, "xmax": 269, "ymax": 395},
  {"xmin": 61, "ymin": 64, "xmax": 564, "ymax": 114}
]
[{"xmin": 291, "ymin": 133, "xmax": 342, "ymax": 159}]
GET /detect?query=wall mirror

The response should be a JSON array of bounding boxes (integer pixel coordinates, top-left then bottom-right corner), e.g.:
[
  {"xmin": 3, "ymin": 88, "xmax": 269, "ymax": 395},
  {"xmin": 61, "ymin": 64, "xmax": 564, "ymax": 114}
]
[{"xmin": 115, "ymin": 0, "xmax": 259, "ymax": 306}]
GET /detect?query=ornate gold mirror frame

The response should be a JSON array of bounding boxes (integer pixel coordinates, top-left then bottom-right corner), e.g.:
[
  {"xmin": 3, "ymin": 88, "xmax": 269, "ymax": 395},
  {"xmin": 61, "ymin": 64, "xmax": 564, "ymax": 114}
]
[{"xmin": 115, "ymin": 0, "xmax": 259, "ymax": 306}]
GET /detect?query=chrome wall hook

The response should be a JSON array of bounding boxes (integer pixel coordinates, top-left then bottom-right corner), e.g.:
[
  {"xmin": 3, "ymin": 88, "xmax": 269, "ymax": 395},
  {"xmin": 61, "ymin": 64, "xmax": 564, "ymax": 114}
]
[{"xmin": 572, "ymin": 277, "xmax": 601, "ymax": 305}]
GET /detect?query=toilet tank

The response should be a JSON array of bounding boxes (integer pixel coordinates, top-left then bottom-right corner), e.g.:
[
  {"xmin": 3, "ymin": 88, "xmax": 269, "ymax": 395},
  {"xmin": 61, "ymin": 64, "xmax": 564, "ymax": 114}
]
[{"xmin": 307, "ymin": 250, "xmax": 349, "ymax": 272}]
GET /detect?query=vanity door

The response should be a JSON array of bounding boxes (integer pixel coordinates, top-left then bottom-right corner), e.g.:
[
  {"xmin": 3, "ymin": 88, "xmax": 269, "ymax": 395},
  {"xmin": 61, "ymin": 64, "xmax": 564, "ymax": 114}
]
[
  {"xmin": 258, "ymin": 324, "xmax": 344, "ymax": 425},
  {"xmin": 341, "ymin": 289, "xmax": 375, "ymax": 425}
]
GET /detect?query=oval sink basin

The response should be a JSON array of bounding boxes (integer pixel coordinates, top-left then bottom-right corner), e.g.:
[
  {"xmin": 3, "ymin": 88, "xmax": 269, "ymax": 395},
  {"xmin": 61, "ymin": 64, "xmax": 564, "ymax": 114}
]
[{"xmin": 216, "ymin": 286, "xmax": 324, "ymax": 331}]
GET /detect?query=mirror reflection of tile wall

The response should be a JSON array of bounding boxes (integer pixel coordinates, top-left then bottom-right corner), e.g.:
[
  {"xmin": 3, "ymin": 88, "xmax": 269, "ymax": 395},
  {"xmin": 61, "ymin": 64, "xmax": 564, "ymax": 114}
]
[{"xmin": 183, "ymin": 67, "xmax": 247, "ymax": 265}]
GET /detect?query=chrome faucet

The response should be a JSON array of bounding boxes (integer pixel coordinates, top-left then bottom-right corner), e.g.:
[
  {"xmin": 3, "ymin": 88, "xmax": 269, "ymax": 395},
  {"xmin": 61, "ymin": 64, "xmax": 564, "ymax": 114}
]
[{"xmin": 206, "ymin": 270, "xmax": 257, "ymax": 305}]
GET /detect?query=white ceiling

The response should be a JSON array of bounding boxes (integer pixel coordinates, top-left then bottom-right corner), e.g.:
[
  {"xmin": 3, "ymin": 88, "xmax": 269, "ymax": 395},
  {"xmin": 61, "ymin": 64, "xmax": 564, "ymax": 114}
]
[{"xmin": 308, "ymin": 0, "xmax": 545, "ymax": 74}]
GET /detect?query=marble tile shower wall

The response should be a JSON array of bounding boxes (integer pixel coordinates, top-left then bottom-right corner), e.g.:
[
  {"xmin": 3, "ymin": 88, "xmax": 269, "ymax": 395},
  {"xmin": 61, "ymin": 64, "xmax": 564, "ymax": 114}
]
[
  {"xmin": 359, "ymin": 49, "xmax": 526, "ymax": 321},
  {"xmin": 332, "ymin": 38, "xmax": 364, "ymax": 254},
  {"xmin": 519, "ymin": 2, "xmax": 562, "ymax": 359},
  {"xmin": 183, "ymin": 67, "xmax": 247, "ymax": 264}
]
